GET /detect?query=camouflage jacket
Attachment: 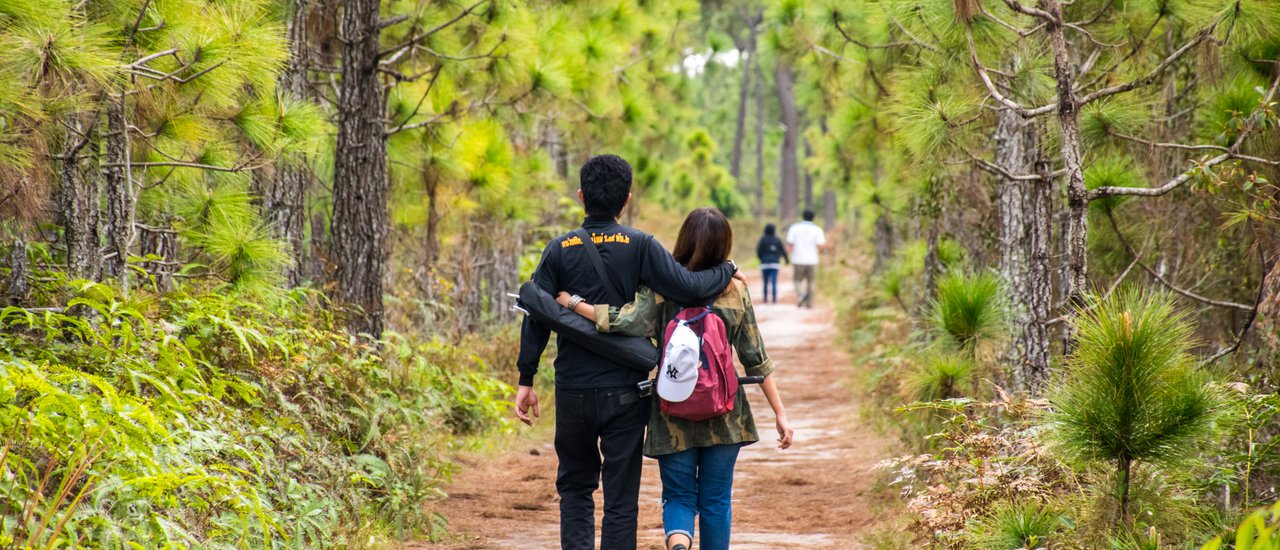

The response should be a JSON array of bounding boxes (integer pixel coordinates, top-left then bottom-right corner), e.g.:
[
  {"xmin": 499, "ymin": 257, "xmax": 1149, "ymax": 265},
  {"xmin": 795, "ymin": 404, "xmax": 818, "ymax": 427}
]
[{"xmin": 593, "ymin": 279, "xmax": 774, "ymax": 456}]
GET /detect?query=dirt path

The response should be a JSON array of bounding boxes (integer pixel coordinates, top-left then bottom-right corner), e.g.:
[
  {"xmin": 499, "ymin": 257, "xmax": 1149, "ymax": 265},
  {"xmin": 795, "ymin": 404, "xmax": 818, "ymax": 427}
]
[{"xmin": 410, "ymin": 271, "xmax": 894, "ymax": 549}]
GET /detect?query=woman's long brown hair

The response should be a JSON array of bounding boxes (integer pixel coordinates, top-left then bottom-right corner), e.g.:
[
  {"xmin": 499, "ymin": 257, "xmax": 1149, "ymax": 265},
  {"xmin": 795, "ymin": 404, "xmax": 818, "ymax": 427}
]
[{"xmin": 672, "ymin": 207, "xmax": 733, "ymax": 272}]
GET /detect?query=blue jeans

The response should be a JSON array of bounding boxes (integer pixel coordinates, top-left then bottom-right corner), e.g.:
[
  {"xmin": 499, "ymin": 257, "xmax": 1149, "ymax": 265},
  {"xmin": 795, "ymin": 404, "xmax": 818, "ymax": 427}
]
[
  {"xmin": 761, "ymin": 268, "xmax": 779, "ymax": 303},
  {"xmin": 657, "ymin": 444, "xmax": 742, "ymax": 550}
]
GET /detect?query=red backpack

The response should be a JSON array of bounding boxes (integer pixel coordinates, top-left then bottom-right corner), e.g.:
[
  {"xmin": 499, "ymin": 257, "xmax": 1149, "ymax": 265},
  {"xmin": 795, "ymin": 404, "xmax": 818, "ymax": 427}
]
[{"xmin": 656, "ymin": 306, "xmax": 739, "ymax": 421}]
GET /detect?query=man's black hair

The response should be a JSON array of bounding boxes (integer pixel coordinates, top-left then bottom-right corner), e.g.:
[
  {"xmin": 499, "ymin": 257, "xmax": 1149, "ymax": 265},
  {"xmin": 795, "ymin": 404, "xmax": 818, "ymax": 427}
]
[
  {"xmin": 802, "ymin": 209, "xmax": 815, "ymax": 222},
  {"xmin": 764, "ymin": 223, "xmax": 776, "ymax": 236},
  {"xmin": 580, "ymin": 154, "xmax": 633, "ymax": 218}
]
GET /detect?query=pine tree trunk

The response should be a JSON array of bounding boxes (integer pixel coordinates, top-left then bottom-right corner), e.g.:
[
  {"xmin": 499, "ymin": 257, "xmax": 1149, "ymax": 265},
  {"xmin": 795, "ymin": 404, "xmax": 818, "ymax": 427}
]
[
  {"xmin": 266, "ymin": 0, "xmax": 313, "ymax": 287},
  {"xmin": 924, "ymin": 219, "xmax": 940, "ymax": 299},
  {"xmin": 103, "ymin": 97, "xmax": 134, "ymax": 290},
  {"xmin": 7, "ymin": 238, "xmax": 30, "ymax": 305},
  {"xmin": 775, "ymin": 62, "xmax": 800, "ymax": 222},
  {"xmin": 802, "ymin": 134, "xmax": 814, "ymax": 213},
  {"xmin": 59, "ymin": 116, "xmax": 101, "ymax": 281},
  {"xmin": 1047, "ymin": 2, "xmax": 1089, "ymax": 316},
  {"xmin": 1118, "ymin": 456, "xmax": 1133, "ymax": 527},
  {"xmin": 730, "ymin": 18, "xmax": 759, "ymax": 183},
  {"xmin": 754, "ymin": 58, "xmax": 766, "ymax": 218},
  {"xmin": 140, "ymin": 221, "xmax": 176, "ymax": 293},
  {"xmin": 424, "ymin": 172, "xmax": 441, "ymax": 269},
  {"xmin": 329, "ymin": 0, "xmax": 388, "ymax": 337},
  {"xmin": 995, "ymin": 108, "xmax": 1051, "ymax": 389}
]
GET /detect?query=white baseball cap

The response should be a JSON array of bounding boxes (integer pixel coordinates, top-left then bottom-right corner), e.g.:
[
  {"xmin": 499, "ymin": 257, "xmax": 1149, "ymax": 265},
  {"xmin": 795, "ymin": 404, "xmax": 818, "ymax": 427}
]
[{"xmin": 657, "ymin": 322, "xmax": 701, "ymax": 402}]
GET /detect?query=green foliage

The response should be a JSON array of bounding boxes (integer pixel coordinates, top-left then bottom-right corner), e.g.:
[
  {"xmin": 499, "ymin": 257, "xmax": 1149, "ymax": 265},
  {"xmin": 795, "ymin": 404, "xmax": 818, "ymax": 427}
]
[
  {"xmin": 0, "ymin": 277, "xmax": 511, "ymax": 547},
  {"xmin": 1047, "ymin": 289, "xmax": 1222, "ymax": 524},
  {"xmin": 1086, "ymin": 155, "xmax": 1146, "ymax": 214},
  {"xmin": 908, "ymin": 353, "xmax": 974, "ymax": 401},
  {"xmin": 1048, "ymin": 289, "xmax": 1220, "ymax": 466},
  {"xmin": 1205, "ymin": 501, "xmax": 1280, "ymax": 550},
  {"xmin": 929, "ymin": 271, "xmax": 1010, "ymax": 359},
  {"xmin": 965, "ymin": 501, "xmax": 1063, "ymax": 550}
]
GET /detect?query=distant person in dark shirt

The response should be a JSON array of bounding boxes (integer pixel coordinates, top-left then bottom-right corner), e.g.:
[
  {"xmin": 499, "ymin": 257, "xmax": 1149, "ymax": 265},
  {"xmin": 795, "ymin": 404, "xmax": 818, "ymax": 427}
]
[
  {"xmin": 514, "ymin": 154, "xmax": 738, "ymax": 550},
  {"xmin": 755, "ymin": 223, "xmax": 788, "ymax": 304}
]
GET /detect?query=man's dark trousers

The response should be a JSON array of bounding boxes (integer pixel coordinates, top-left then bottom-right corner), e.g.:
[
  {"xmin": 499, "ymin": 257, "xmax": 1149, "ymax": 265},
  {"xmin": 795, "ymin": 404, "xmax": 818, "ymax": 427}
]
[{"xmin": 555, "ymin": 386, "xmax": 649, "ymax": 550}]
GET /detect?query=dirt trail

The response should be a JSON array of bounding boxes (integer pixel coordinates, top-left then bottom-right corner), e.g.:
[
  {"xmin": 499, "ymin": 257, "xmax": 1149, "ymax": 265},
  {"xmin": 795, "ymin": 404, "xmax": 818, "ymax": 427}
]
[{"xmin": 410, "ymin": 271, "xmax": 894, "ymax": 549}]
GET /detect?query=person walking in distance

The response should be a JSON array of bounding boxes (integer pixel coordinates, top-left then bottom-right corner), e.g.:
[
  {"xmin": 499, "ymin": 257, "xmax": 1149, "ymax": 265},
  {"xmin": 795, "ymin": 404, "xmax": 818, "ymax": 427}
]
[
  {"xmin": 755, "ymin": 223, "xmax": 788, "ymax": 304},
  {"xmin": 786, "ymin": 210, "xmax": 826, "ymax": 309},
  {"xmin": 514, "ymin": 155, "xmax": 739, "ymax": 550}
]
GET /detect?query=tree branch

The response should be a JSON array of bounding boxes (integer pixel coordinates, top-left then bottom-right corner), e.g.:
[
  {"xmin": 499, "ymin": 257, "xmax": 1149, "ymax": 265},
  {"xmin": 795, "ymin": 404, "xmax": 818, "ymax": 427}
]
[
  {"xmin": 1078, "ymin": 20, "xmax": 1221, "ymax": 105},
  {"xmin": 378, "ymin": 0, "xmax": 490, "ymax": 60},
  {"xmin": 1104, "ymin": 209, "xmax": 1255, "ymax": 311},
  {"xmin": 965, "ymin": 27, "xmax": 1057, "ymax": 118}
]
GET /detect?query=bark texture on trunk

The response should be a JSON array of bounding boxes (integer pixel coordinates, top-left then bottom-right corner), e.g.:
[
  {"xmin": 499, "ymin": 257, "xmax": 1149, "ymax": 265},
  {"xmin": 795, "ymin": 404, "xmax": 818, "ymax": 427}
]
[
  {"xmin": 60, "ymin": 117, "xmax": 101, "ymax": 281},
  {"xmin": 103, "ymin": 98, "xmax": 134, "ymax": 288},
  {"xmin": 776, "ymin": 62, "xmax": 800, "ymax": 222},
  {"xmin": 1047, "ymin": 2, "xmax": 1089, "ymax": 314},
  {"xmin": 266, "ymin": 0, "xmax": 313, "ymax": 287},
  {"xmin": 329, "ymin": 0, "xmax": 388, "ymax": 337},
  {"xmin": 140, "ymin": 222, "xmax": 176, "ymax": 293},
  {"xmin": 730, "ymin": 18, "xmax": 759, "ymax": 183},
  {"xmin": 7, "ymin": 238, "xmax": 30, "ymax": 305},
  {"xmin": 995, "ymin": 108, "xmax": 1051, "ymax": 389},
  {"xmin": 873, "ymin": 206, "xmax": 894, "ymax": 273}
]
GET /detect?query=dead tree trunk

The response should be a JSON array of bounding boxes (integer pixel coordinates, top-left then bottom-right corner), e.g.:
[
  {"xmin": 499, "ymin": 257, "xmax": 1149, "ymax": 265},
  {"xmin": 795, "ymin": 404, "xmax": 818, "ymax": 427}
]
[
  {"xmin": 775, "ymin": 62, "xmax": 800, "ymax": 222},
  {"xmin": 266, "ymin": 0, "xmax": 314, "ymax": 287},
  {"xmin": 730, "ymin": 16, "xmax": 760, "ymax": 183},
  {"xmin": 103, "ymin": 97, "xmax": 134, "ymax": 289},
  {"xmin": 329, "ymin": 0, "xmax": 388, "ymax": 337},
  {"xmin": 995, "ymin": 108, "xmax": 1051, "ymax": 389},
  {"xmin": 59, "ymin": 116, "xmax": 100, "ymax": 281}
]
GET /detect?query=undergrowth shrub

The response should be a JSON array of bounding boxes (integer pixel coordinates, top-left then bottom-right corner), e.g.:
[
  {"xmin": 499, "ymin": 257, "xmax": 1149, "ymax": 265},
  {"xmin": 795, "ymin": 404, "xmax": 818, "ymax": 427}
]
[
  {"xmin": 0, "ymin": 277, "xmax": 510, "ymax": 548},
  {"xmin": 965, "ymin": 501, "xmax": 1063, "ymax": 549},
  {"xmin": 883, "ymin": 395, "xmax": 1073, "ymax": 548},
  {"xmin": 1047, "ymin": 289, "xmax": 1222, "ymax": 528}
]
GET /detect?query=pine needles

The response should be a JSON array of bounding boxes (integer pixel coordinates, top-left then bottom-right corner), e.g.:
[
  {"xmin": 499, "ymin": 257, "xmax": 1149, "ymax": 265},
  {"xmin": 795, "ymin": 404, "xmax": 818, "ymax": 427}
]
[{"xmin": 1046, "ymin": 289, "xmax": 1222, "ymax": 526}]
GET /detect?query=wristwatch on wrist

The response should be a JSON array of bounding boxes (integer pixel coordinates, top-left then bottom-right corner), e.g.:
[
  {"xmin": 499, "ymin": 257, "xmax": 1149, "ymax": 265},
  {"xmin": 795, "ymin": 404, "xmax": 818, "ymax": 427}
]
[
  {"xmin": 728, "ymin": 259, "xmax": 738, "ymax": 271},
  {"xmin": 567, "ymin": 294, "xmax": 585, "ymax": 309}
]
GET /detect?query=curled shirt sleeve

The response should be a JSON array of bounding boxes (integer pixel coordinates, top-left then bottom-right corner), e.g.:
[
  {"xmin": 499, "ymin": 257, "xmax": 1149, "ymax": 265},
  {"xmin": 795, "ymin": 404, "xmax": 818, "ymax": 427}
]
[
  {"xmin": 593, "ymin": 286, "xmax": 660, "ymax": 338},
  {"xmin": 733, "ymin": 291, "xmax": 774, "ymax": 378}
]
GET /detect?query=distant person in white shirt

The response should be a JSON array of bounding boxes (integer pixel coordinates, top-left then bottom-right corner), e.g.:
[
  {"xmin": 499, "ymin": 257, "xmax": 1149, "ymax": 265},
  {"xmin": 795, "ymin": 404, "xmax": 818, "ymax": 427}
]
[{"xmin": 786, "ymin": 210, "xmax": 827, "ymax": 309}]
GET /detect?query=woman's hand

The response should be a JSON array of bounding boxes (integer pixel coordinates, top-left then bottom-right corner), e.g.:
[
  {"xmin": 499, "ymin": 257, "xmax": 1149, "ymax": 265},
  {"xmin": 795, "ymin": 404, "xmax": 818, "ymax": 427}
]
[
  {"xmin": 556, "ymin": 291, "xmax": 572, "ymax": 308},
  {"xmin": 775, "ymin": 415, "xmax": 794, "ymax": 449}
]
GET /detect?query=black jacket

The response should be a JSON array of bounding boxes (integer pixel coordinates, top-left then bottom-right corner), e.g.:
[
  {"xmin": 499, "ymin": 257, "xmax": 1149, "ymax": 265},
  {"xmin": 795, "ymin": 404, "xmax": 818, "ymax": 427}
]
[
  {"xmin": 517, "ymin": 215, "xmax": 734, "ymax": 389},
  {"xmin": 756, "ymin": 235, "xmax": 788, "ymax": 265}
]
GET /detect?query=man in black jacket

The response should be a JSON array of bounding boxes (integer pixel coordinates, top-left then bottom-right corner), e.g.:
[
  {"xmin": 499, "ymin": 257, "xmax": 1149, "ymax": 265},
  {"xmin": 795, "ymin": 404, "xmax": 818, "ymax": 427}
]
[{"xmin": 516, "ymin": 155, "xmax": 736, "ymax": 550}]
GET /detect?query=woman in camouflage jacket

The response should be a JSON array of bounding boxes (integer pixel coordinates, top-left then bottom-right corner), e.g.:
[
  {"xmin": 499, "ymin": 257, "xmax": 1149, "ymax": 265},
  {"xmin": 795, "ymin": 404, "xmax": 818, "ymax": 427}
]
[{"xmin": 557, "ymin": 207, "xmax": 794, "ymax": 550}]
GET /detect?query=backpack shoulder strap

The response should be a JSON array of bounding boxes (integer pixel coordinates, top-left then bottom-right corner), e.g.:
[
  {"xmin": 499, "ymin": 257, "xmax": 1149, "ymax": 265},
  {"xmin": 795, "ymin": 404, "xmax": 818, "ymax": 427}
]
[{"xmin": 574, "ymin": 227, "xmax": 626, "ymax": 305}]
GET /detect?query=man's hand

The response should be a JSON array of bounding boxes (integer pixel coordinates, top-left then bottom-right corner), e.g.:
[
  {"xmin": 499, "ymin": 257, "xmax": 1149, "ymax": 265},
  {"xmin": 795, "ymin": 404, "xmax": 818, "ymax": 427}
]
[
  {"xmin": 731, "ymin": 269, "xmax": 748, "ymax": 285},
  {"xmin": 515, "ymin": 385, "xmax": 540, "ymax": 426},
  {"xmin": 556, "ymin": 291, "xmax": 572, "ymax": 307}
]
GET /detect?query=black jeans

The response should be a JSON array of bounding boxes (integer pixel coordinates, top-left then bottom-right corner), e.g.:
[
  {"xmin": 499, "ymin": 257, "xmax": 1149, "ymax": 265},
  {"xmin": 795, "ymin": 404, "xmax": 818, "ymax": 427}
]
[{"xmin": 555, "ymin": 386, "xmax": 649, "ymax": 550}]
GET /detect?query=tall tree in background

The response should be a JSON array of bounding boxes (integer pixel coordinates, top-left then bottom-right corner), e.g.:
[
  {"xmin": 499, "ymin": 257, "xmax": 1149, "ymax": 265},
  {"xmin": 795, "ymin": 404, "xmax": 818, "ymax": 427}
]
[
  {"xmin": 330, "ymin": 0, "xmax": 388, "ymax": 336},
  {"xmin": 265, "ymin": 0, "xmax": 316, "ymax": 287},
  {"xmin": 730, "ymin": 13, "xmax": 761, "ymax": 183},
  {"xmin": 775, "ymin": 61, "xmax": 799, "ymax": 221}
]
